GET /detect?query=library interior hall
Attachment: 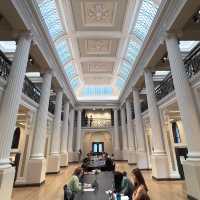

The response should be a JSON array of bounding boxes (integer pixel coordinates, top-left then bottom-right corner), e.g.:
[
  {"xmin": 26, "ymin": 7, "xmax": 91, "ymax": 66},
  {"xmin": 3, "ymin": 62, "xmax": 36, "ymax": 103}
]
[{"xmin": 0, "ymin": 0, "xmax": 200, "ymax": 199}]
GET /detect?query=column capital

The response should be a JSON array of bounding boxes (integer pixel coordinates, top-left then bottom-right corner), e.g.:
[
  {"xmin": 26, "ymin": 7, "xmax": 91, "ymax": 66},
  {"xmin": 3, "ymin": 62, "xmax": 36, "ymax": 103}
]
[{"xmin": 18, "ymin": 31, "xmax": 33, "ymax": 41}]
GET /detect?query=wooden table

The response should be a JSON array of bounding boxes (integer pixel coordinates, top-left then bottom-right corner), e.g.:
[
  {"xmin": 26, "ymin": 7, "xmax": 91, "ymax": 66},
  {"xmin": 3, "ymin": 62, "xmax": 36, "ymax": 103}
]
[{"xmin": 75, "ymin": 171, "xmax": 114, "ymax": 200}]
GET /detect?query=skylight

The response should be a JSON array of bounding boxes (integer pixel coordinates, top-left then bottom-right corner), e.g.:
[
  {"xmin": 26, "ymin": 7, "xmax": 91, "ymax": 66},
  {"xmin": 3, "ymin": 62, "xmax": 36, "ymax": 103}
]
[
  {"xmin": 179, "ymin": 41, "xmax": 199, "ymax": 52},
  {"xmin": 55, "ymin": 40, "xmax": 72, "ymax": 65},
  {"xmin": 0, "ymin": 41, "xmax": 16, "ymax": 52},
  {"xmin": 82, "ymin": 86, "xmax": 113, "ymax": 96},
  {"xmin": 132, "ymin": 0, "xmax": 158, "ymax": 41},
  {"xmin": 38, "ymin": 0, "xmax": 64, "ymax": 40},
  {"xmin": 116, "ymin": 0, "xmax": 160, "ymax": 92}
]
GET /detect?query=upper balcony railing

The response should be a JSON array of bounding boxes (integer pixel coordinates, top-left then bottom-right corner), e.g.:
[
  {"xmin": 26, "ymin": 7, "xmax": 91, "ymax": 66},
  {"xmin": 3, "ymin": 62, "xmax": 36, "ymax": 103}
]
[
  {"xmin": 0, "ymin": 50, "xmax": 42, "ymax": 105},
  {"xmin": 82, "ymin": 118, "xmax": 112, "ymax": 129},
  {"xmin": 184, "ymin": 43, "xmax": 200, "ymax": 79},
  {"xmin": 0, "ymin": 50, "xmax": 10, "ymax": 80},
  {"xmin": 155, "ymin": 42, "xmax": 200, "ymax": 101},
  {"xmin": 155, "ymin": 72, "xmax": 174, "ymax": 101}
]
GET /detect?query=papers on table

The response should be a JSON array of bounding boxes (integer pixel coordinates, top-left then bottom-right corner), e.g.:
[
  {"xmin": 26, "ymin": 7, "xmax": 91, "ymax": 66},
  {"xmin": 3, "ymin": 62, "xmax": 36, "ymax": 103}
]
[
  {"xmin": 113, "ymin": 193, "xmax": 129, "ymax": 200},
  {"xmin": 83, "ymin": 188, "xmax": 95, "ymax": 192}
]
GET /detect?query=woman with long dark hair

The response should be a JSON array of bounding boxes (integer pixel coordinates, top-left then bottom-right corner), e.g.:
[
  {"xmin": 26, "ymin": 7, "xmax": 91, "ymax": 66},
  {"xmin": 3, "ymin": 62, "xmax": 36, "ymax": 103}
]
[{"xmin": 132, "ymin": 168, "xmax": 150, "ymax": 200}]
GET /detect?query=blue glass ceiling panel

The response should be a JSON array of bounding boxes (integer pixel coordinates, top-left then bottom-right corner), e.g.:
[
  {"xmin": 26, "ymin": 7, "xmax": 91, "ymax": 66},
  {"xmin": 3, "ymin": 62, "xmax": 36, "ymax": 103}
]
[
  {"xmin": 82, "ymin": 86, "xmax": 113, "ymax": 96},
  {"xmin": 55, "ymin": 40, "xmax": 72, "ymax": 65},
  {"xmin": 65, "ymin": 63, "xmax": 77, "ymax": 81},
  {"xmin": 132, "ymin": 0, "xmax": 158, "ymax": 41},
  {"xmin": 38, "ymin": 0, "xmax": 64, "ymax": 40},
  {"xmin": 70, "ymin": 78, "xmax": 80, "ymax": 90},
  {"xmin": 116, "ymin": 78, "xmax": 125, "ymax": 90},
  {"xmin": 125, "ymin": 40, "xmax": 141, "ymax": 65},
  {"xmin": 118, "ymin": 61, "xmax": 132, "ymax": 80}
]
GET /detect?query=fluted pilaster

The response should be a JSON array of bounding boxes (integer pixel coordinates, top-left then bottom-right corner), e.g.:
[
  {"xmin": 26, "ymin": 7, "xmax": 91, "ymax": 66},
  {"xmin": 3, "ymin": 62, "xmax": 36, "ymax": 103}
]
[{"xmin": 113, "ymin": 109, "xmax": 120, "ymax": 150}]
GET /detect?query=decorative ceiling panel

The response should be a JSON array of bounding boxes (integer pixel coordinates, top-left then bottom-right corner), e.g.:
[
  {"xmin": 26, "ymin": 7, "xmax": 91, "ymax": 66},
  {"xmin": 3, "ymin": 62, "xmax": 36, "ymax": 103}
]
[
  {"xmin": 70, "ymin": 0, "xmax": 128, "ymax": 31},
  {"xmin": 79, "ymin": 38, "xmax": 119, "ymax": 57},
  {"xmin": 83, "ymin": 76, "xmax": 112, "ymax": 85},
  {"xmin": 81, "ymin": 61, "xmax": 114, "ymax": 74}
]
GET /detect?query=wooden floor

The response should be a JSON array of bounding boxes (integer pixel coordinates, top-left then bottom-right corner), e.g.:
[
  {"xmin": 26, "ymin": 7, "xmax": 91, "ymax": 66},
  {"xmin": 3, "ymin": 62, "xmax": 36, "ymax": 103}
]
[{"xmin": 12, "ymin": 162, "xmax": 187, "ymax": 200}]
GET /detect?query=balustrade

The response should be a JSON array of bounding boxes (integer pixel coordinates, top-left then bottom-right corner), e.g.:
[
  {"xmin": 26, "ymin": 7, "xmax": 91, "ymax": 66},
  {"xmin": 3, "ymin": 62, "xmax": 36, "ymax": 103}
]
[
  {"xmin": 82, "ymin": 118, "xmax": 112, "ymax": 128},
  {"xmin": 184, "ymin": 43, "xmax": 200, "ymax": 79},
  {"xmin": 0, "ymin": 50, "xmax": 10, "ymax": 80}
]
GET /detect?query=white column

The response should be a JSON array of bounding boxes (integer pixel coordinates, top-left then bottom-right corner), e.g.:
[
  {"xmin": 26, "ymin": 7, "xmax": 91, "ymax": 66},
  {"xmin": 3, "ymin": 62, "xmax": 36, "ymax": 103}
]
[
  {"xmin": 133, "ymin": 88, "xmax": 148, "ymax": 169},
  {"xmin": 60, "ymin": 101, "xmax": 69, "ymax": 167},
  {"xmin": 47, "ymin": 90, "xmax": 63, "ymax": 173},
  {"xmin": 166, "ymin": 34, "xmax": 200, "ymax": 199},
  {"xmin": 75, "ymin": 109, "xmax": 82, "ymax": 151},
  {"xmin": 125, "ymin": 100, "xmax": 136, "ymax": 164},
  {"xmin": 31, "ymin": 72, "xmax": 52, "ymax": 158},
  {"xmin": 68, "ymin": 109, "xmax": 75, "ymax": 161},
  {"xmin": 120, "ymin": 106, "xmax": 128, "ymax": 160},
  {"xmin": 0, "ymin": 33, "xmax": 32, "ymax": 200},
  {"xmin": 113, "ymin": 109, "xmax": 120, "ymax": 151},
  {"xmin": 144, "ymin": 70, "xmax": 169, "ymax": 179},
  {"xmin": 26, "ymin": 71, "xmax": 52, "ymax": 184}
]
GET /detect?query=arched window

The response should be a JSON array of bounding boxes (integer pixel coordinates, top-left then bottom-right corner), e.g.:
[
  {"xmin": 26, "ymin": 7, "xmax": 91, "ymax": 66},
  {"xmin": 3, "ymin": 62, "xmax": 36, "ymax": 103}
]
[{"xmin": 11, "ymin": 127, "xmax": 21, "ymax": 149}]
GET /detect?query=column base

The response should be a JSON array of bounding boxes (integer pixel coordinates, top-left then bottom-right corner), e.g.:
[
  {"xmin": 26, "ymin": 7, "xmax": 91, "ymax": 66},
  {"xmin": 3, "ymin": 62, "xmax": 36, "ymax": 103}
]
[
  {"xmin": 137, "ymin": 151, "xmax": 149, "ymax": 169},
  {"xmin": 128, "ymin": 150, "xmax": 137, "ymax": 164},
  {"xmin": 26, "ymin": 158, "xmax": 46, "ymax": 184},
  {"xmin": 182, "ymin": 159, "xmax": 200, "ymax": 200},
  {"xmin": 68, "ymin": 152, "xmax": 79, "ymax": 163},
  {"xmin": 0, "ymin": 165, "xmax": 15, "ymax": 200},
  {"xmin": 114, "ymin": 149, "xmax": 123, "ymax": 160},
  {"xmin": 60, "ymin": 153, "xmax": 68, "ymax": 167},
  {"xmin": 46, "ymin": 154, "xmax": 60, "ymax": 174},
  {"xmin": 122, "ymin": 149, "xmax": 128, "ymax": 161},
  {"xmin": 151, "ymin": 153, "xmax": 170, "ymax": 179}
]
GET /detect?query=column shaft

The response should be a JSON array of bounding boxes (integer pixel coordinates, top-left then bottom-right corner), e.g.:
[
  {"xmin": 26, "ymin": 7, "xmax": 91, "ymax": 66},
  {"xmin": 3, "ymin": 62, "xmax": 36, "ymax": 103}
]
[
  {"xmin": 0, "ymin": 33, "xmax": 32, "ymax": 165},
  {"xmin": 114, "ymin": 109, "xmax": 120, "ymax": 150},
  {"xmin": 68, "ymin": 109, "xmax": 75, "ymax": 152},
  {"xmin": 120, "ymin": 107, "xmax": 128, "ymax": 150},
  {"xmin": 75, "ymin": 110, "xmax": 82, "ymax": 151},
  {"xmin": 133, "ymin": 89, "xmax": 146, "ymax": 152},
  {"xmin": 31, "ymin": 72, "xmax": 52, "ymax": 158},
  {"xmin": 60, "ymin": 102, "xmax": 69, "ymax": 154},
  {"xmin": 166, "ymin": 35, "xmax": 200, "ymax": 157},
  {"xmin": 144, "ymin": 70, "xmax": 165, "ymax": 154},
  {"xmin": 50, "ymin": 91, "xmax": 63, "ymax": 154},
  {"xmin": 125, "ymin": 100, "xmax": 135, "ymax": 150}
]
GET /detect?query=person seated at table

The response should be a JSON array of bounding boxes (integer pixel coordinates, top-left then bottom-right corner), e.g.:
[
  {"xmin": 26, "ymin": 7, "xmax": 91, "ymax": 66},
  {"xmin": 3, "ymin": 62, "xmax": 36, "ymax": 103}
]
[
  {"xmin": 132, "ymin": 168, "xmax": 150, "ymax": 200},
  {"xmin": 104, "ymin": 153, "xmax": 115, "ymax": 171},
  {"xmin": 68, "ymin": 167, "xmax": 83, "ymax": 194},
  {"xmin": 114, "ymin": 171, "xmax": 134, "ymax": 200}
]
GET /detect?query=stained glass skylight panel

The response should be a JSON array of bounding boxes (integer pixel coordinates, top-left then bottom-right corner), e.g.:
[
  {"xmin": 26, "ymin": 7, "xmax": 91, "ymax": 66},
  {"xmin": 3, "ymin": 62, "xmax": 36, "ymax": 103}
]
[
  {"xmin": 125, "ymin": 40, "xmax": 141, "ymax": 64},
  {"xmin": 38, "ymin": 0, "xmax": 64, "ymax": 40},
  {"xmin": 132, "ymin": 0, "xmax": 158, "ymax": 41},
  {"xmin": 82, "ymin": 87, "xmax": 113, "ymax": 96},
  {"xmin": 55, "ymin": 40, "xmax": 72, "ymax": 65}
]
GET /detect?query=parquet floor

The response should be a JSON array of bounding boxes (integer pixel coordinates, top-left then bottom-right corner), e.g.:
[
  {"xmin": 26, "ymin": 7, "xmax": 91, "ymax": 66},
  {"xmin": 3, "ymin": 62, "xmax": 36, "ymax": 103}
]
[{"xmin": 12, "ymin": 162, "xmax": 187, "ymax": 200}]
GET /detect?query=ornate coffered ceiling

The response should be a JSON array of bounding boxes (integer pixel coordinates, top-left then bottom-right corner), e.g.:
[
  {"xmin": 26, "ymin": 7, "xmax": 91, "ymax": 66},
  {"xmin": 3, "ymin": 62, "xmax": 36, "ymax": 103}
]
[{"xmin": 36, "ymin": 0, "xmax": 161, "ymax": 100}]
